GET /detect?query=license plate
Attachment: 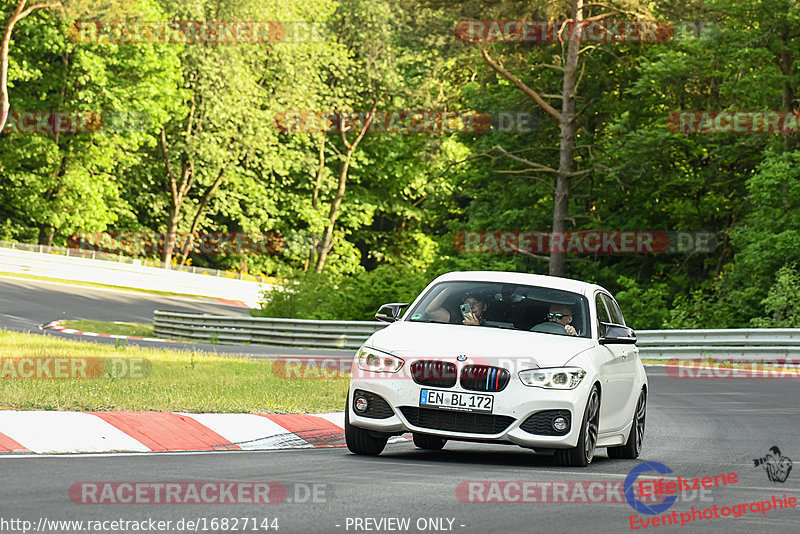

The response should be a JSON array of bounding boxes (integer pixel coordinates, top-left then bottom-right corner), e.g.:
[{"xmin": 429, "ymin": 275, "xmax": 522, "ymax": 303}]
[{"xmin": 419, "ymin": 388, "xmax": 493, "ymax": 413}]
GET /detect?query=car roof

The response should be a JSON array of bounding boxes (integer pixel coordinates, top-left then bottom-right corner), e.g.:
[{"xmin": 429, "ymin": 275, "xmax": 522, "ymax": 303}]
[{"xmin": 430, "ymin": 271, "xmax": 607, "ymax": 298}]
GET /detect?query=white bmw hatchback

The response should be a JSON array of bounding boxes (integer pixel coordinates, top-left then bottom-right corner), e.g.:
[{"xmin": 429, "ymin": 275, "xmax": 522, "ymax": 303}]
[{"xmin": 345, "ymin": 271, "xmax": 648, "ymax": 467}]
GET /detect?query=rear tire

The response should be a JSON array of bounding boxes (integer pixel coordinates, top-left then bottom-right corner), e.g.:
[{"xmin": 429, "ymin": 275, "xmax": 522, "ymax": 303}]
[
  {"xmin": 607, "ymin": 389, "xmax": 646, "ymax": 460},
  {"xmin": 344, "ymin": 398, "xmax": 388, "ymax": 456},
  {"xmin": 557, "ymin": 385, "xmax": 600, "ymax": 467},
  {"xmin": 412, "ymin": 433, "xmax": 446, "ymax": 450}
]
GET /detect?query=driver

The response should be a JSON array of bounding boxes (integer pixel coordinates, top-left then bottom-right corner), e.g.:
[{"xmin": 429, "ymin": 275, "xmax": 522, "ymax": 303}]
[{"xmin": 530, "ymin": 304, "xmax": 578, "ymax": 336}]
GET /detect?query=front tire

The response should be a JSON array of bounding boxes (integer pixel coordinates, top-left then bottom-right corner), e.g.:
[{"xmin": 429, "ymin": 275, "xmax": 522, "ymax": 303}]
[
  {"xmin": 412, "ymin": 433, "xmax": 446, "ymax": 450},
  {"xmin": 344, "ymin": 398, "xmax": 388, "ymax": 456},
  {"xmin": 607, "ymin": 389, "xmax": 646, "ymax": 460},
  {"xmin": 557, "ymin": 385, "xmax": 600, "ymax": 467}
]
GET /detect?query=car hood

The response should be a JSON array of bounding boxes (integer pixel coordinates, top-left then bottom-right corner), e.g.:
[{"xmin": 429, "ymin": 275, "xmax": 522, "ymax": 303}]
[{"xmin": 366, "ymin": 321, "xmax": 594, "ymax": 368}]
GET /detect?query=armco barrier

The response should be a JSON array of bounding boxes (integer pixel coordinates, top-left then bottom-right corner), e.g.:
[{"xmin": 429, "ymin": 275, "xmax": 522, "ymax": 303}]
[
  {"xmin": 152, "ymin": 311, "xmax": 800, "ymax": 358},
  {"xmin": 636, "ymin": 328, "xmax": 800, "ymax": 360},
  {"xmin": 0, "ymin": 246, "xmax": 272, "ymax": 308},
  {"xmin": 153, "ymin": 311, "xmax": 386, "ymax": 350}
]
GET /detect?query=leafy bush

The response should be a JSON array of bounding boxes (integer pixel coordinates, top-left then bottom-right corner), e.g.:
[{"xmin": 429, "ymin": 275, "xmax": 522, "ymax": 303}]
[
  {"xmin": 613, "ymin": 276, "xmax": 671, "ymax": 330},
  {"xmin": 254, "ymin": 265, "xmax": 431, "ymax": 321},
  {"xmin": 750, "ymin": 264, "xmax": 800, "ymax": 327}
]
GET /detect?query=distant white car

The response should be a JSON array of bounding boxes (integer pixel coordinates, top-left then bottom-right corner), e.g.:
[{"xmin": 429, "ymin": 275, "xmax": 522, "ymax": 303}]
[{"xmin": 345, "ymin": 271, "xmax": 648, "ymax": 467}]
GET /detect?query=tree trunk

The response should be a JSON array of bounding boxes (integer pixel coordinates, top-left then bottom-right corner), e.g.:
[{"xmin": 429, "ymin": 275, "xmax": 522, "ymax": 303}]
[
  {"xmin": 778, "ymin": 20, "xmax": 796, "ymax": 152},
  {"xmin": 1, "ymin": 1, "xmax": 62, "ymax": 133},
  {"xmin": 549, "ymin": 0, "xmax": 582, "ymax": 278},
  {"xmin": 159, "ymin": 128, "xmax": 195, "ymax": 267},
  {"xmin": 314, "ymin": 147, "xmax": 353, "ymax": 273},
  {"xmin": 177, "ymin": 167, "xmax": 226, "ymax": 267},
  {"xmin": 480, "ymin": 3, "xmax": 587, "ymax": 277},
  {"xmin": 314, "ymin": 104, "xmax": 377, "ymax": 273},
  {"xmin": 304, "ymin": 135, "xmax": 326, "ymax": 272},
  {"xmin": 163, "ymin": 203, "xmax": 180, "ymax": 266},
  {"xmin": 37, "ymin": 225, "xmax": 54, "ymax": 246}
]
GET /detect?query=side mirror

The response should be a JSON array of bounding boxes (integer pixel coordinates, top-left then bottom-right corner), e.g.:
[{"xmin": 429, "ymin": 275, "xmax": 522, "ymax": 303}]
[
  {"xmin": 599, "ymin": 323, "xmax": 637, "ymax": 345},
  {"xmin": 375, "ymin": 302, "xmax": 409, "ymax": 323}
]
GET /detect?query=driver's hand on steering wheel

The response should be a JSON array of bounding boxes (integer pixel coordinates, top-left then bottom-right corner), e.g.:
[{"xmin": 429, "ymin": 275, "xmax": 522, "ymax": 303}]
[{"xmin": 565, "ymin": 325, "xmax": 577, "ymax": 336}]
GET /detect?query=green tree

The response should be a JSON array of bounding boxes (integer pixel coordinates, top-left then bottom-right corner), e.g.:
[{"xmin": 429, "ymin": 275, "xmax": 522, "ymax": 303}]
[{"xmin": 0, "ymin": 0, "xmax": 182, "ymax": 244}]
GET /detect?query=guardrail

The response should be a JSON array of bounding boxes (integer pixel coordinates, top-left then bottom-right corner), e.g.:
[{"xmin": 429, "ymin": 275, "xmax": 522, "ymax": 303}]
[
  {"xmin": 636, "ymin": 329, "xmax": 800, "ymax": 360},
  {"xmin": 153, "ymin": 311, "xmax": 800, "ymax": 358},
  {"xmin": 1, "ymin": 246, "xmax": 273, "ymax": 308},
  {"xmin": 154, "ymin": 311, "xmax": 386, "ymax": 350}
]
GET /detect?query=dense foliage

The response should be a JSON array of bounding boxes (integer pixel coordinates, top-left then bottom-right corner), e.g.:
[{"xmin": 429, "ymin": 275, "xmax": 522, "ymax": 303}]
[{"xmin": 2, "ymin": 0, "xmax": 799, "ymax": 328}]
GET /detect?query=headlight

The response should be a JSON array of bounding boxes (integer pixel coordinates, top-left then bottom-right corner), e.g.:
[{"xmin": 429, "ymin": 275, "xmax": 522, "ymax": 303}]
[
  {"xmin": 356, "ymin": 347, "xmax": 404, "ymax": 373},
  {"xmin": 518, "ymin": 367, "xmax": 586, "ymax": 389}
]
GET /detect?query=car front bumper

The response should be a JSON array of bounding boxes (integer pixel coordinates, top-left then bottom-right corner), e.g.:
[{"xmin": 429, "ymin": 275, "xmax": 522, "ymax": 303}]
[{"xmin": 348, "ymin": 375, "xmax": 593, "ymax": 449}]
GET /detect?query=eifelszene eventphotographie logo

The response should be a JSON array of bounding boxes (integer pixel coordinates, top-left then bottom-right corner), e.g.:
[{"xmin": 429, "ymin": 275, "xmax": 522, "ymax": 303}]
[{"xmin": 625, "ymin": 462, "xmax": 678, "ymax": 515}]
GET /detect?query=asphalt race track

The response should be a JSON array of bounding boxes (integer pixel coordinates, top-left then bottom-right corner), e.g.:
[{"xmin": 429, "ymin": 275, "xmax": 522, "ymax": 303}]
[
  {"xmin": 2, "ymin": 370, "xmax": 799, "ymax": 532},
  {"xmin": 0, "ymin": 276, "xmax": 352, "ymax": 358}
]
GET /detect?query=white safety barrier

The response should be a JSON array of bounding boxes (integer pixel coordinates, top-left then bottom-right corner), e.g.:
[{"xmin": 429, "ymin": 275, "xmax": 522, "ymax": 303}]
[
  {"xmin": 0, "ymin": 246, "xmax": 273, "ymax": 308},
  {"xmin": 152, "ymin": 310, "xmax": 800, "ymax": 358}
]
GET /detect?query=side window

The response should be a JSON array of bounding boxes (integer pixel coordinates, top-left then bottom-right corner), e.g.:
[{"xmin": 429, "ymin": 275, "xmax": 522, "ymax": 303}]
[
  {"xmin": 595, "ymin": 294, "xmax": 611, "ymax": 337},
  {"xmin": 602, "ymin": 294, "xmax": 625, "ymax": 326}
]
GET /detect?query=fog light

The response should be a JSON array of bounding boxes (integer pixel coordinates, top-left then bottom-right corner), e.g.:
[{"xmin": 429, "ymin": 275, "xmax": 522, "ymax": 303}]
[
  {"xmin": 354, "ymin": 396, "xmax": 369, "ymax": 413},
  {"xmin": 552, "ymin": 416, "xmax": 568, "ymax": 432}
]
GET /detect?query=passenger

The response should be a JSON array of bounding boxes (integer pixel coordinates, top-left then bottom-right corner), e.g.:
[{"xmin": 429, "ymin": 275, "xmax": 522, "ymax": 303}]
[
  {"xmin": 426, "ymin": 287, "xmax": 487, "ymax": 326},
  {"xmin": 460, "ymin": 295, "xmax": 487, "ymax": 326}
]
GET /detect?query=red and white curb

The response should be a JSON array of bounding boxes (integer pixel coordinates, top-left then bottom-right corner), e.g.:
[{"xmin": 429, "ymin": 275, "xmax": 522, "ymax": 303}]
[
  {"xmin": 38, "ymin": 320, "xmax": 176, "ymax": 343},
  {"xmin": 214, "ymin": 298, "xmax": 249, "ymax": 308},
  {"xmin": 0, "ymin": 411, "xmax": 407, "ymax": 454}
]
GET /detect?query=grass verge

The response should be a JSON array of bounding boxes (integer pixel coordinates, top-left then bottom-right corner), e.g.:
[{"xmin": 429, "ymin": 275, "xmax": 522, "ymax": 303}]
[
  {"xmin": 62, "ymin": 319, "xmax": 155, "ymax": 338},
  {"xmin": 0, "ymin": 330, "xmax": 348, "ymax": 413}
]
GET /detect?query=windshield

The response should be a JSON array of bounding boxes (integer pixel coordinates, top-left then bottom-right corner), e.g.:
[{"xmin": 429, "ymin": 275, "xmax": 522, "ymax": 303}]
[{"xmin": 405, "ymin": 281, "xmax": 590, "ymax": 338}]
